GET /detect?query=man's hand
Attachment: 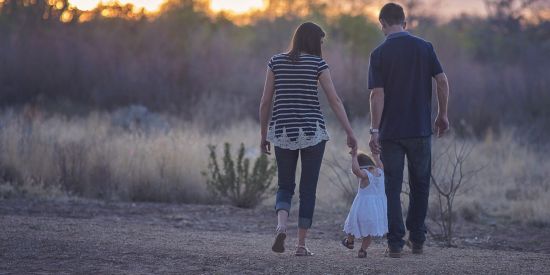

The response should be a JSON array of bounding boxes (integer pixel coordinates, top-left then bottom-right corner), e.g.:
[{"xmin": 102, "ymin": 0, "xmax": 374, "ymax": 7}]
[
  {"xmin": 434, "ymin": 114, "xmax": 450, "ymax": 137},
  {"xmin": 369, "ymin": 133, "xmax": 382, "ymax": 154}
]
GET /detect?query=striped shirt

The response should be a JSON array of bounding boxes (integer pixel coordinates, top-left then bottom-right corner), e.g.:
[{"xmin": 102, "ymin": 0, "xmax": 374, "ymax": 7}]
[{"xmin": 267, "ymin": 53, "xmax": 330, "ymax": 150}]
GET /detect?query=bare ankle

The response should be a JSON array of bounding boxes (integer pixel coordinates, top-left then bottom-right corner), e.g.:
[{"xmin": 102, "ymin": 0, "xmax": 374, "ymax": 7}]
[{"xmin": 361, "ymin": 236, "xmax": 372, "ymax": 250}]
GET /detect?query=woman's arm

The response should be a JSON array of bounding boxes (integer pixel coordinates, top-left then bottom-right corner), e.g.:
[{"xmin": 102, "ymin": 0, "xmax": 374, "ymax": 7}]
[
  {"xmin": 259, "ymin": 68, "xmax": 275, "ymax": 154},
  {"xmin": 318, "ymin": 69, "xmax": 357, "ymax": 154}
]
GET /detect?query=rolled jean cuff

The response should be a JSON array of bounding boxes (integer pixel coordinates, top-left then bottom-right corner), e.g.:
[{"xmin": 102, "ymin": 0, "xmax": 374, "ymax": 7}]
[
  {"xmin": 298, "ymin": 217, "xmax": 312, "ymax": 229},
  {"xmin": 275, "ymin": 201, "xmax": 291, "ymax": 215}
]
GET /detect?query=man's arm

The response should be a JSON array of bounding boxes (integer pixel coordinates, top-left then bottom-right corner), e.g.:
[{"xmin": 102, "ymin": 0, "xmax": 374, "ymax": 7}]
[
  {"xmin": 434, "ymin": 73, "xmax": 449, "ymax": 137},
  {"xmin": 369, "ymin": 87, "xmax": 384, "ymax": 154}
]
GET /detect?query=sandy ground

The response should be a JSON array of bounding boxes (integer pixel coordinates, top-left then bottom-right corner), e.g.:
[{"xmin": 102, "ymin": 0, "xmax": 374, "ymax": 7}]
[{"xmin": 1, "ymin": 199, "xmax": 549, "ymax": 274}]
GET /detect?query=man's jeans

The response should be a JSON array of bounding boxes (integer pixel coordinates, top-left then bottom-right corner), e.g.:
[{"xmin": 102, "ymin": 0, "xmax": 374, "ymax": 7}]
[
  {"xmin": 381, "ymin": 137, "xmax": 431, "ymax": 249},
  {"xmin": 274, "ymin": 141, "xmax": 326, "ymax": 229}
]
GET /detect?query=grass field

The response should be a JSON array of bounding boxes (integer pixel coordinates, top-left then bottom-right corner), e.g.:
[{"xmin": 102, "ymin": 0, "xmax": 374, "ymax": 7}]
[{"xmin": 0, "ymin": 109, "xmax": 548, "ymax": 225}]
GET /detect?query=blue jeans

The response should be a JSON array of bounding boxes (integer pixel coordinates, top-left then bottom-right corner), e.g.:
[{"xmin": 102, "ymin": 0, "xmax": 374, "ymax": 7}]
[
  {"xmin": 274, "ymin": 141, "xmax": 326, "ymax": 229},
  {"xmin": 381, "ymin": 137, "xmax": 431, "ymax": 249}
]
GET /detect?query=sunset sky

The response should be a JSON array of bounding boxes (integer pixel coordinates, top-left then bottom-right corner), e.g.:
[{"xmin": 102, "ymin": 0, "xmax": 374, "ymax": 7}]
[
  {"xmin": 68, "ymin": 0, "xmax": 487, "ymax": 17},
  {"xmin": 69, "ymin": 0, "xmax": 265, "ymax": 13}
]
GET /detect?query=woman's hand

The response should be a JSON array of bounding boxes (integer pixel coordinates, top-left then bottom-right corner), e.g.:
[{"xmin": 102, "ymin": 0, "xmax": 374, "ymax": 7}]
[
  {"xmin": 261, "ymin": 137, "xmax": 271, "ymax": 155},
  {"xmin": 347, "ymin": 134, "xmax": 358, "ymax": 155},
  {"xmin": 259, "ymin": 68, "xmax": 275, "ymax": 155}
]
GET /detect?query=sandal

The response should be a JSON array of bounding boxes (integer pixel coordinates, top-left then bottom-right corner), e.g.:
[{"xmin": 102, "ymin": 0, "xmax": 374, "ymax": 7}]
[
  {"xmin": 341, "ymin": 237, "xmax": 354, "ymax": 249},
  {"xmin": 271, "ymin": 226, "xmax": 286, "ymax": 253},
  {"xmin": 358, "ymin": 248, "xmax": 367, "ymax": 258},
  {"xmin": 295, "ymin": 245, "xmax": 314, "ymax": 256}
]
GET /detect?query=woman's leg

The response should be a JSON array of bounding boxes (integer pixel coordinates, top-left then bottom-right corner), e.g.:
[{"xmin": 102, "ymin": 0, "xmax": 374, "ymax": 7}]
[
  {"xmin": 273, "ymin": 146, "xmax": 299, "ymax": 230},
  {"xmin": 297, "ymin": 141, "xmax": 326, "ymax": 246},
  {"xmin": 277, "ymin": 210, "xmax": 289, "ymax": 232}
]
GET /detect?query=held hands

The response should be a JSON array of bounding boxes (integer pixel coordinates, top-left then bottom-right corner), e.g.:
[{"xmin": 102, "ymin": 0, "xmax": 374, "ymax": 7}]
[
  {"xmin": 434, "ymin": 114, "xmax": 450, "ymax": 138},
  {"xmin": 369, "ymin": 133, "xmax": 382, "ymax": 155},
  {"xmin": 347, "ymin": 134, "xmax": 358, "ymax": 155}
]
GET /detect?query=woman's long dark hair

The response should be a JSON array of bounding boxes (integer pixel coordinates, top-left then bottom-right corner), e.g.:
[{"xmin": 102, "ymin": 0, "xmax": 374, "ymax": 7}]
[{"xmin": 287, "ymin": 22, "xmax": 325, "ymax": 62}]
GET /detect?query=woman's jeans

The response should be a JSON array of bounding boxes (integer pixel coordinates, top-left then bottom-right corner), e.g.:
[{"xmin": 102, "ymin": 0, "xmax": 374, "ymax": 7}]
[
  {"xmin": 274, "ymin": 140, "xmax": 326, "ymax": 229},
  {"xmin": 381, "ymin": 137, "xmax": 431, "ymax": 249}
]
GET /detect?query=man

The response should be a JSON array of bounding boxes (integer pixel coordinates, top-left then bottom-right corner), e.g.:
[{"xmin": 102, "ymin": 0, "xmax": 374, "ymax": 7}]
[{"xmin": 368, "ymin": 3, "xmax": 450, "ymax": 258}]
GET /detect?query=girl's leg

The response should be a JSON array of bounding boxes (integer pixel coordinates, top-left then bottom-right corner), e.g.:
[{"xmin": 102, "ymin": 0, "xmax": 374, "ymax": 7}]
[
  {"xmin": 358, "ymin": 236, "xmax": 372, "ymax": 258},
  {"xmin": 361, "ymin": 236, "xmax": 373, "ymax": 250},
  {"xmin": 342, "ymin": 234, "xmax": 355, "ymax": 249}
]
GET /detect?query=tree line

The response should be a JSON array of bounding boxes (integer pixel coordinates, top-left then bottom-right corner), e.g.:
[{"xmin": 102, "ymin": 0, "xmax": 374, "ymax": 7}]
[{"xmin": 0, "ymin": 0, "xmax": 549, "ymax": 140}]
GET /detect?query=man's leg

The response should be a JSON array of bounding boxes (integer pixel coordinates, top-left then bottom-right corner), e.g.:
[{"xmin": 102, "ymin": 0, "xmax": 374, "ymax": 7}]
[
  {"xmin": 404, "ymin": 137, "xmax": 432, "ymax": 245},
  {"xmin": 381, "ymin": 139, "xmax": 406, "ymax": 250}
]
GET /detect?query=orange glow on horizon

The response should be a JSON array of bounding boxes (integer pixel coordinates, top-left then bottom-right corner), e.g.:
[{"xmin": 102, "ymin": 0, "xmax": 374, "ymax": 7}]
[
  {"xmin": 210, "ymin": 0, "xmax": 265, "ymax": 14},
  {"xmin": 69, "ymin": 0, "xmax": 164, "ymax": 12},
  {"xmin": 68, "ymin": 0, "xmax": 266, "ymax": 14}
]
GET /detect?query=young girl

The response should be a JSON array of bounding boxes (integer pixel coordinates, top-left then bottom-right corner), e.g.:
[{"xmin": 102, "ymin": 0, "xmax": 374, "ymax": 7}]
[{"xmin": 342, "ymin": 151, "xmax": 388, "ymax": 258}]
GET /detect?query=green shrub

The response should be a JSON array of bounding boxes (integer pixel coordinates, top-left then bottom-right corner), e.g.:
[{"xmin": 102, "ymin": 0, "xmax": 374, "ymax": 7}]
[{"xmin": 202, "ymin": 142, "xmax": 277, "ymax": 208}]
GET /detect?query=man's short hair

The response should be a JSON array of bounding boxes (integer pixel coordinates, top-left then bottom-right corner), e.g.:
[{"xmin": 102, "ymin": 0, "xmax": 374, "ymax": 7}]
[{"xmin": 379, "ymin": 3, "xmax": 405, "ymax": 26}]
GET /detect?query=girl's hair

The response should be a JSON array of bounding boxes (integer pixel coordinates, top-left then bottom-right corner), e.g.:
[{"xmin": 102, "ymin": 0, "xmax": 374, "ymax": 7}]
[
  {"xmin": 357, "ymin": 152, "xmax": 375, "ymax": 167},
  {"xmin": 287, "ymin": 22, "xmax": 325, "ymax": 62}
]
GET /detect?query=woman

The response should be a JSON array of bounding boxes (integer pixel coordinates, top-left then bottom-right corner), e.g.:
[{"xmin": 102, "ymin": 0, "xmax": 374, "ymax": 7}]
[{"xmin": 259, "ymin": 22, "xmax": 357, "ymax": 256}]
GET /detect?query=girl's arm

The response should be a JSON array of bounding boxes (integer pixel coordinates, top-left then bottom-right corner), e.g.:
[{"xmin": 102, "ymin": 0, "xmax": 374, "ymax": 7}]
[
  {"xmin": 259, "ymin": 68, "xmax": 275, "ymax": 154},
  {"xmin": 373, "ymin": 154, "xmax": 384, "ymax": 170}
]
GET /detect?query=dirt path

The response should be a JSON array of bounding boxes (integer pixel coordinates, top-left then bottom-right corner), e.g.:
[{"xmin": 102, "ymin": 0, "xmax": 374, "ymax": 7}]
[{"xmin": 1, "ymin": 199, "xmax": 549, "ymax": 274}]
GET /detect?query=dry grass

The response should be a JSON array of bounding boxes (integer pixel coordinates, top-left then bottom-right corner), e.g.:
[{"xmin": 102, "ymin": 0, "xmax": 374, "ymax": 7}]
[
  {"xmin": 0, "ymin": 109, "xmax": 548, "ymax": 224},
  {"xmin": 0, "ymin": 110, "xmax": 257, "ymax": 203}
]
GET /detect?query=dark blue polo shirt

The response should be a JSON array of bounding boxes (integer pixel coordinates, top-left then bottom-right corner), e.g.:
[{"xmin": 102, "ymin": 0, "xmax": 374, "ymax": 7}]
[{"xmin": 368, "ymin": 31, "xmax": 443, "ymax": 140}]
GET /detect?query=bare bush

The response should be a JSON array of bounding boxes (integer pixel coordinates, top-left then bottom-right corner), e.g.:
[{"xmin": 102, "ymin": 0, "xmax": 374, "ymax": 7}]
[{"xmin": 429, "ymin": 138, "xmax": 483, "ymax": 246}]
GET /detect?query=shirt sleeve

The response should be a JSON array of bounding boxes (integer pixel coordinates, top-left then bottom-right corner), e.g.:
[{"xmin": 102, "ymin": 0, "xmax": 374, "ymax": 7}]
[
  {"xmin": 367, "ymin": 51, "xmax": 383, "ymax": 89},
  {"xmin": 318, "ymin": 58, "xmax": 329, "ymax": 76},
  {"xmin": 428, "ymin": 43, "xmax": 443, "ymax": 77},
  {"xmin": 267, "ymin": 56, "xmax": 274, "ymax": 71}
]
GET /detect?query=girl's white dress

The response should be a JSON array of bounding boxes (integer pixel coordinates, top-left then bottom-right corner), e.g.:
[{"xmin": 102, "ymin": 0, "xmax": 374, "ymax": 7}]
[{"xmin": 343, "ymin": 168, "xmax": 388, "ymax": 238}]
